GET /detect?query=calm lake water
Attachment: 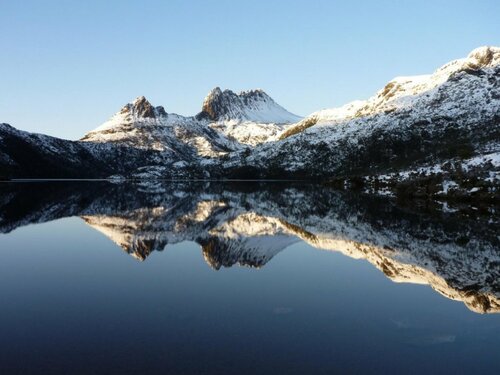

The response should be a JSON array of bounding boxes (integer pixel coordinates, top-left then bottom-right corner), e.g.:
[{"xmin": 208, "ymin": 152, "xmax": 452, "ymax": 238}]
[{"xmin": 0, "ymin": 181, "xmax": 498, "ymax": 374}]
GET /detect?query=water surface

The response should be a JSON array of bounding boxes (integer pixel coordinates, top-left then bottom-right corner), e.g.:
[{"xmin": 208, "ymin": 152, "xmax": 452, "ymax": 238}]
[{"xmin": 0, "ymin": 181, "xmax": 498, "ymax": 374}]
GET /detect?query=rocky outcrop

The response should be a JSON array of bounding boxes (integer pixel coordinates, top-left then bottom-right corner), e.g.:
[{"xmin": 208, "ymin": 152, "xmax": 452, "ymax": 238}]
[
  {"xmin": 197, "ymin": 87, "xmax": 227, "ymax": 120},
  {"xmin": 123, "ymin": 96, "xmax": 157, "ymax": 118},
  {"xmin": 196, "ymin": 87, "xmax": 300, "ymax": 123}
]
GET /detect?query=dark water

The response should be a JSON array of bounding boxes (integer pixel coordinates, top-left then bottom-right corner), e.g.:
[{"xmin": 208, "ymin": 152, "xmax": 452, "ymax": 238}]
[{"xmin": 0, "ymin": 181, "xmax": 498, "ymax": 374}]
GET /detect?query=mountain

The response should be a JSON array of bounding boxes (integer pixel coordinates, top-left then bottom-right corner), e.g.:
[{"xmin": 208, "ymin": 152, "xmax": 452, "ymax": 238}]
[
  {"xmin": 199, "ymin": 87, "xmax": 301, "ymax": 146},
  {"xmin": 0, "ymin": 181, "xmax": 498, "ymax": 313},
  {"xmin": 82, "ymin": 88, "xmax": 300, "ymax": 152},
  {"xmin": 0, "ymin": 122, "xmax": 178, "ymax": 179},
  {"xmin": 0, "ymin": 123, "xmax": 112, "ymax": 178},
  {"xmin": 219, "ymin": 47, "xmax": 500, "ymax": 199},
  {"xmin": 197, "ymin": 87, "xmax": 300, "ymax": 123},
  {"xmin": 81, "ymin": 95, "xmax": 237, "ymax": 157},
  {"xmin": 0, "ymin": 46, "xmax": 499, "ymax": 199},
  {"xmin": 0, "ymin": 88, "xmax": 300, "ymax": 179}
]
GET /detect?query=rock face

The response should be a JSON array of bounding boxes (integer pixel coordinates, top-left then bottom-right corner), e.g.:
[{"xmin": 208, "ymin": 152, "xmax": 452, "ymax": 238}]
[
  {"xmin": 0, "ymin": 181, "xmax": 498, "ymax": 313},
  {"xmin": 0, "ymin": 46, "xmax": 498, "ymax": 198},
  {"xmin": 124, "ymin": 96, "xmax": 157, "ymax": 118},
  {"xmin": 198, "ymin": 87, "xmax": 229, "ymax": 120},
  {"xmin": 197, "ymin": 87, "xmax": 300, "ymax": 123}
]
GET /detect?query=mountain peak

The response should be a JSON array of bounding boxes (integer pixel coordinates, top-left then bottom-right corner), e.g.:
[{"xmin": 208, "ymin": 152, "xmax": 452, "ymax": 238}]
[
  {"xmin": 206, "ymin": 86, "xmax": 223, "ymax": 98},
  {"xmin": 199, "ymin": 87, "xmax": 239, "ymax": 121},
  {"xmin": 129, "ymin": 96, "xmax": 156, "ymax": 118},
  {"xmin": 133, "ymin": 95, "xmax": 148, "ymax": 104},
  {"xmin": 239, "ymin": 88, "xmax": 266, "ymax": 96},
  {"xmin": 466, "ymin": 46, "xmax": 499, "ymax": 68},
  {"xmin": 197, "ymin": 87, "xmax": 300, "ymax": 123},
  {"xmin": 118, "ymin": 96, "xmax": 166, "ymax": 119},
  {"xmin": 239, "ymin": 89, "xmax": 272, "ymax": 104}
]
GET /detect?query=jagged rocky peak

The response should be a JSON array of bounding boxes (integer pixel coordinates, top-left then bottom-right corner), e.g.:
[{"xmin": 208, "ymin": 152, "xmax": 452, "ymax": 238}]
[
  {"xmin": 461, "ymin": 46, "xmax": 500, "ymax": 70},
  {"xmin": 198, "ymin": 236, "xmax": 278, "ymax": 270},
  {"xmin": 198, "ymin": 87, "xmax": 241, "ymax": 121},
  {"xmin": 468, "ymin": 46, "xmax": 498, "ymax": 65},
  {"xmin": 125, "ymin": 238, "xmax": 168, "ymax": 261},
  {"xmin": 119, "ymin": 96, "xmax": 167, "ymax": 119},
  {"xmin": 239, "ymin": 88, "xmax": 271, "ymax": 102},
  {"xmin": 431, "ymin": 45, "xmax": 500, "ymax": 81},
  {"xmin": 196, "ymin": 87, "xmax": 300, "ymax": 123}
]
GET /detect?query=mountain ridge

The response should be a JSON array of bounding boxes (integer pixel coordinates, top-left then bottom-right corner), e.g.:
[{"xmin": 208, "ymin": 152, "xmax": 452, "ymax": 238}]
[{"xmin": 1, "ymin": 46, "xmax": 499, "ymax": 199}]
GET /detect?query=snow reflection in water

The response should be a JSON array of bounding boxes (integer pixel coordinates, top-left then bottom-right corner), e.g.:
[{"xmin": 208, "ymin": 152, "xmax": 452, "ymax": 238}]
[{"xmin": 0, "ymin": 181, "xmax": 498, "ymax": 313}]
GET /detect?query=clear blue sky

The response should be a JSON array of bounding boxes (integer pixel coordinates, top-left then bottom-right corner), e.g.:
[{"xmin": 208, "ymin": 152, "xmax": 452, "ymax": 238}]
[{"xmin": 1, "ymin": 0, "xmax": 499, "ymax": 140}]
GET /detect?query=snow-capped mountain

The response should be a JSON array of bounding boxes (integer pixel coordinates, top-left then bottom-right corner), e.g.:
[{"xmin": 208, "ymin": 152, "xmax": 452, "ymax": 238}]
[
  {"xmin": 281, "ymin": 46, "xmax": 499, "ymax": 138},
  {"xmin": 0, "ymin": 122, "xmax": 113, "ymax": 178},
  {"xmin": 82, "ymin": 95, "xmax": 236, "ymax": 157},
  {"xmin": 198, "ymin": 87, "xmax": 300, "ymax": 123},
  {"xmin": 0, "ymin": 87, "xmax": 300, "ymax": 178},
  {"xmin": 0, "ymin": 182, "xmax": 497, "ymax": 313},
  {"xmin": 0, "ymin": 46, "xmax": 499, "ymax": 199},
  {"xmin": 219, "ymin": 46, "xmax": 500, "ymax": 198},
  {"xmin": 0, "ymin": 122, "xmax": 173, "ymax": 179},
  {"xmin": 198, "ymin": 88, "xmax": 301, "ymax": 146},
  {"xmin": 82, "ymin": 88, "xmax": 301, "ymax": 153}
]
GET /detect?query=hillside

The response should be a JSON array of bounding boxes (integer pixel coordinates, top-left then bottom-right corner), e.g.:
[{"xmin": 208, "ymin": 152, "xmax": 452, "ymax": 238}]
[{"xmin": 0, "ymin": 47, "xmax": 498, "ymax": 199}]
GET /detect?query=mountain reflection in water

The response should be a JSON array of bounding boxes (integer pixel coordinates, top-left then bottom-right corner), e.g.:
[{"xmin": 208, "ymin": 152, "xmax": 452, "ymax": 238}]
[{"xmin": 0, "ymin": 181, "xmax": 498, "ymax": 314}]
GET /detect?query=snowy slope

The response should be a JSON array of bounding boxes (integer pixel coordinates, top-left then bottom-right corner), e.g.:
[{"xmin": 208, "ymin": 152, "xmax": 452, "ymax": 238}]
[
  {"xmin": 198, "ymin": 87, "xmax": 301, "ymax": 123},
  {"xmin": 281, "ymin": 46, "xmax": 500, "ymax": 138},
  {"xmin": 201, "ymin": 89, "xmax": 301, "ymax": 146},
  {"xmin": 222, "ymin": 46, "xmax": 500, "ymax": 185},
  {"xmin": 82, "ymin": 89, "xmax": 301, "ymax": 155},
  {"xmin": 352, "ymin": 151, "xmax": 500, "ymax": 199},
  {"xmin": 0, "ymin": 123, "xmax": 114, "ymax": 178},
  {"xmin": 1, "ymin": 46, "xmax": 498, "ymax": 189},
  {"xmin": 82, "ymin": 96, "xmax": 237, "ymax": 157}
]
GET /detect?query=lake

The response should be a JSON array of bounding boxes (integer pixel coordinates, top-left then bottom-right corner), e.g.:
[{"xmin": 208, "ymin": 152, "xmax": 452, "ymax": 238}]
[{"xmin": 0, "ymin": 181, "xmax": 498, "ymax": 374}]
